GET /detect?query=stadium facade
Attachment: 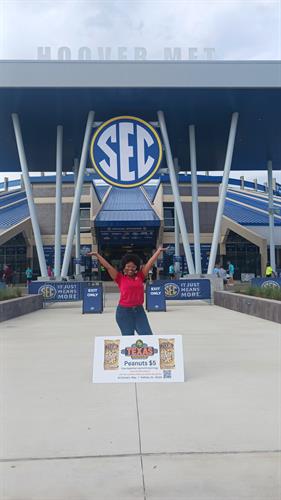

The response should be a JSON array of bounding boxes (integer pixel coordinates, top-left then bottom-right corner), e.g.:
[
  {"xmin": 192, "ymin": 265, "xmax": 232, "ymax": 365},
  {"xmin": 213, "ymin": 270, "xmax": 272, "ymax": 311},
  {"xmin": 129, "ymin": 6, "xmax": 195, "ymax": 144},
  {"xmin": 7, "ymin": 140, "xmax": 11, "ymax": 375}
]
[{"xmin": 0, "ymin": 60, "xmax": 280, "ymax": 282}]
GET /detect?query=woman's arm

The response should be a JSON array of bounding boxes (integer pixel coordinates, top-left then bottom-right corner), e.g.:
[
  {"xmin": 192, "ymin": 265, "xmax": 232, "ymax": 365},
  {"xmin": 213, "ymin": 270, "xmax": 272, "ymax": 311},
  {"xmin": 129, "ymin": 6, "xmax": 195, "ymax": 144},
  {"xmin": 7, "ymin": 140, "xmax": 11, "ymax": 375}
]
[
  {"xmin": 142, "ymin": 247, "xmax": 166, "ymax": 278},
  {"xmin": 87, "ymin": 251, "xmax": 118, "ymax": 280}
]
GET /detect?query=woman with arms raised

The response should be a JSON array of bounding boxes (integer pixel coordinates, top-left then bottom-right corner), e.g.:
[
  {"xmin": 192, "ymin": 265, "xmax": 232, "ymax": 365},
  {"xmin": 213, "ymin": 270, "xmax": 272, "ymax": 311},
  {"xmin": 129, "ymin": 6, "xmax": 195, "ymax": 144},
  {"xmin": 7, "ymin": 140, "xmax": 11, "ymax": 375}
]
[{"xmin": 87, "ymin": 247, "xmax": 166, "ymax": 336}]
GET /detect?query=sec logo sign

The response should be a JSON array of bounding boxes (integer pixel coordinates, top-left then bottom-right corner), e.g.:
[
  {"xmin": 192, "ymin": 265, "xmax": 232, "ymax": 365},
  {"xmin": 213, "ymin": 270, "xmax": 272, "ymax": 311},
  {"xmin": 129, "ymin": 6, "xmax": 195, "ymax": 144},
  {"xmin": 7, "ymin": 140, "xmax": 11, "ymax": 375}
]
[
  {"xmin": 38, "ymin": 284, "xmax": 57, "ymax": 300},
  {"xmin": 164, "ymin": 283, "xmax": 180, "ymax": 298},
  {"xmin": 90, "ymin": 116, "xmax": 162, "ymax": 188}
]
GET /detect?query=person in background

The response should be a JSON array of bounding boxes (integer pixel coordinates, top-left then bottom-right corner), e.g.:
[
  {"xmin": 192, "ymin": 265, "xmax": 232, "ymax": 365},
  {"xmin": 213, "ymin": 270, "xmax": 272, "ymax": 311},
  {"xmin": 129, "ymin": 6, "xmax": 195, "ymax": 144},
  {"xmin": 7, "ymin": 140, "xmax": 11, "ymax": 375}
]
[
  {"xmin": 168, "ymin": 263, "xmax": 175, "ymax": 279},
  {"xmin": 25, "ymin": 266, "xmax": 33, "ymax": 285},
  {"xmin": 213, "ymin": 263, "xmax": 220, "ymax": 277},
  {"xmin": 218, "ymin": 265, "xmax": 228, "ymax": 284},
  {"xmin": 3, "ymin": 264, "xmax": 13, "ymax": 286},
  {"xmin": 227, "ymin": 260, "xmax": 235, "ymax": 284},
  {"xmin": 47, "ymin": 265, "xmax": 54, "ymax": 278},
  {"xmin": 265, "ymin": 263, "xmax": 275, "ymax": 278},
  {"xmin": 87, "ymin": 247, "xmax": 166, "ymax": 336}
]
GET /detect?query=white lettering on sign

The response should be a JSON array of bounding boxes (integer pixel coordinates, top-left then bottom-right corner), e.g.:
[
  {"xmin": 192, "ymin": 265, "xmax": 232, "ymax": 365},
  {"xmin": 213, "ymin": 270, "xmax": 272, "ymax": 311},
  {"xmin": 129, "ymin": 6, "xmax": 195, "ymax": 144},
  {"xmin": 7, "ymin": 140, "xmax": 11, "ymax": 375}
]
[
  {"xmin": 97, "ymin": 124, "xmax": 117, "ymax": 178},
  {"xmin": 119, "ymin": 122, "xmax": 134, "ymax": 181}
]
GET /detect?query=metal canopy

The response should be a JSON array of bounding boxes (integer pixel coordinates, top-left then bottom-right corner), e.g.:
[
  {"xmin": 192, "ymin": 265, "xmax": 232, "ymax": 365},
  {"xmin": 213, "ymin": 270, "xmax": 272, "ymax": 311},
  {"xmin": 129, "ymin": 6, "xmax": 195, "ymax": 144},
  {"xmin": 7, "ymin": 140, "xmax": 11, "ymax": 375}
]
[{"xmin": 0, "ymin": 61, "xmax": 280, "ymax": 173}]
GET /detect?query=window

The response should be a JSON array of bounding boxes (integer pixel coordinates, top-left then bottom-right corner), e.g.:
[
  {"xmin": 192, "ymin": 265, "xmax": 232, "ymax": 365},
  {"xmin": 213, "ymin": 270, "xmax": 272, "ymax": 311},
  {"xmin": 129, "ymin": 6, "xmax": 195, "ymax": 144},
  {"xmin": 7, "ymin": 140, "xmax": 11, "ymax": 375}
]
[
  {"xmin": 163, "ymin": 202, "xmax": 175, "ymax": 231},
  {"xmin": 80, "ymin": 204, "xmax": 91, "ymax": 232}
]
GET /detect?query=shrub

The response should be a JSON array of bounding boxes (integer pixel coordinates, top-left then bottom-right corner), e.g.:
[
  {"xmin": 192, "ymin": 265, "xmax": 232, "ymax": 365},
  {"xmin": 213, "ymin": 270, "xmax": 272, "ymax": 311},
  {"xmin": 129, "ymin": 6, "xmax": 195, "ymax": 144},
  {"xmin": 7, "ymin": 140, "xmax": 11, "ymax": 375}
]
[
  {"xmin": 0, "ymin": 287, "xmax": 23, "ymax": 301},
  {"xmin": 237, "ymin": 286, "xmax": 281, "ymax": 301}
]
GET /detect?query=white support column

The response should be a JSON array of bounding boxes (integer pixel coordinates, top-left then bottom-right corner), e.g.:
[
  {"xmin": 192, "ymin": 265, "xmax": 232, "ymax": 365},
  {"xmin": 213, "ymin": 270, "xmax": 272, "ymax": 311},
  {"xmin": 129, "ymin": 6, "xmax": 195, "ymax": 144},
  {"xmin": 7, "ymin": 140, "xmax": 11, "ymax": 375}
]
[
  {"xmin": 189, "ymin": 125, "xmax": 202, "ymax": 274},
  {"xmin": 207, "ymin": 112, "xmax": 239, "ymax": 274},
  {"xmin": 267, "ymin": 160, "xmax": 276, "ymax": 272},
  {"xmin": 12, "ymin": 113, "xmax": 48, "ymax": 278},
  {"xmin": 174, "ymin": 212, "xmax": 181, "ymax": 276},
  {"xmin": 54, "ymin": 125, "xmax": 63, "ymax": 278},
  {"xmin": 173, "ymin": 159, "xmax": 180, "ymax": 276},
  {"xmin": 158, "ymin": 110, "xmax": 195, "ymax": 274},
  {"xmin": 61, "ymin": 110, "xmax": 95, "ymax": 278},
  {"xmin": 73, "ymin": 158, "xmax": 81, "ymax": 276}
]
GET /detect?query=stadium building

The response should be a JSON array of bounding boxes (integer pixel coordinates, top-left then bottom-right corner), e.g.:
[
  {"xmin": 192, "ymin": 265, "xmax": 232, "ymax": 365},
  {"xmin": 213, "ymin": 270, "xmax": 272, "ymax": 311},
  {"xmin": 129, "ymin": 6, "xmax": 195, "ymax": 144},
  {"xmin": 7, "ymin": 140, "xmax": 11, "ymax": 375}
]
[{"xmin": 0, "ymin": 60, "xmax": 280, "ymax": 282}]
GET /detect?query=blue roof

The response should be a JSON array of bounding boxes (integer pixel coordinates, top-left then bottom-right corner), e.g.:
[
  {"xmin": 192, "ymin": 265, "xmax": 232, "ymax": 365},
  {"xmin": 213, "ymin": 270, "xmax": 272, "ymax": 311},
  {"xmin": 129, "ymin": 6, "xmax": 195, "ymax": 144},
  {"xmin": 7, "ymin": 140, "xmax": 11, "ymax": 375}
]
[
  {"xmin": 92, "ymin": 183, "xmax": 110, "ymax": 203},
  {"xmin": 224, "ymin": 199, "xmax": 281, "ymax": 226},
  {"xmin": 95, "ymin": 187, "xmax": 160, "ymax": 227},
  {"xmin": 226, "ymin": 190, "xmax": 281, "ymax": 214},
  {"xmin": 142, "ymin": 182, "xmax": 160, "ymax": 202},
  {"xmin": 0, "ymin": 200, "xmax": 30, "ymax": 229},
  {"xmin": 0, "ymin": 190, "xmax": 26, "ymax": 208}
]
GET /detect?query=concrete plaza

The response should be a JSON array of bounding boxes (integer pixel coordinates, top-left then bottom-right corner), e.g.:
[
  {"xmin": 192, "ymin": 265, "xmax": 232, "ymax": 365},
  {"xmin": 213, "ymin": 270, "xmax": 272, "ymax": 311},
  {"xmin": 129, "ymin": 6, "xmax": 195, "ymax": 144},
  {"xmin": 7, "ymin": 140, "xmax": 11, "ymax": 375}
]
[{"xmin": 0, "ymin": 294, "xmax": 280, "ymax": 500}]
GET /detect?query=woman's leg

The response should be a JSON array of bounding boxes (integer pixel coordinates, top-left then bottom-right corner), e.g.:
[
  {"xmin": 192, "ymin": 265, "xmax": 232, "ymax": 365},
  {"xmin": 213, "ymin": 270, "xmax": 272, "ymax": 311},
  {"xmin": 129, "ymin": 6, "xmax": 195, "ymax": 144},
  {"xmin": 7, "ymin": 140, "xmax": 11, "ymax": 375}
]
[
  {"xmin": 115, "ymin": 306, "xmax": 135, "ymax": 336},
  {"xmin": 134, "ymin": 306, "xmax": 153, "ymax": 335}
]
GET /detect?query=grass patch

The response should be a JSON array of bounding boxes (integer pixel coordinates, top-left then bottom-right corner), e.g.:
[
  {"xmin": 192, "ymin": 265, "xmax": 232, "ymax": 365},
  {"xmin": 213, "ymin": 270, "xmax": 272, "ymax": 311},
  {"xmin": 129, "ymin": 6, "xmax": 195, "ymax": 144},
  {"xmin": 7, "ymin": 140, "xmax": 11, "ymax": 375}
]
[
  {"xmin": 0, "ymin": 287, "xmax": 23, "ymax": 301},
  {"xmin": 237, "ymin": 286, "xmax": 281, "ymax": 301}
]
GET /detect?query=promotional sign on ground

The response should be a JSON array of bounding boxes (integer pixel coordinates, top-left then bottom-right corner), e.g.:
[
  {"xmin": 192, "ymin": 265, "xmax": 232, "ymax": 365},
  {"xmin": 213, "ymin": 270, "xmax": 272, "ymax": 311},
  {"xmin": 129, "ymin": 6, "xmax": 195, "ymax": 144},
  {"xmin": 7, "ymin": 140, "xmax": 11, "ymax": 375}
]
[
  {"xmin": 251, "ymin": 278, "xmax": 281, "ymax": 289},
  {"xmin": 146, "ymin": 283, "xmax": 166, "ymax": 311},
  {"xmin": 155, "ymin": 279, "xmax": 211, "ymax": 300},
  {"xmin": 93, "ymin": 335, "xmax": 184, "ymax": 383},
  {"xmin": 90, "ymin": 116, "xmax": 162, "ymax": 188},
  {"xmin": 82, "ymin": 285, "xmax": 103, "ymax": 313}
]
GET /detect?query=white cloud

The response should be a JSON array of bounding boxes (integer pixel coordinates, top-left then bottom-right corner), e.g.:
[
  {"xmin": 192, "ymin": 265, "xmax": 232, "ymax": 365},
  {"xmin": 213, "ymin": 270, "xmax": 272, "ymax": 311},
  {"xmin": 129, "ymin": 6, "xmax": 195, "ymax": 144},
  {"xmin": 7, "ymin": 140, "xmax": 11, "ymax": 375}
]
[{"xmin": 0, "ymin": 0, "xmax": 280, "ymax": 60}]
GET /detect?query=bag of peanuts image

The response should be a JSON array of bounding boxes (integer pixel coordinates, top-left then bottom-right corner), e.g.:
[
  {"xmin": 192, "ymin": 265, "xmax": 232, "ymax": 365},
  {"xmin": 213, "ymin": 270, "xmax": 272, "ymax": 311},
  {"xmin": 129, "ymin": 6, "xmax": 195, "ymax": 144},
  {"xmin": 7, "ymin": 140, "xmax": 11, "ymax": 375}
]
[
  {"xmin": 159, "ymin": 338, "xmax": 175, "ymax": 369},
  {"xmin": 104, "ymin": 340, "xmax": 120, "ymax": 370}
]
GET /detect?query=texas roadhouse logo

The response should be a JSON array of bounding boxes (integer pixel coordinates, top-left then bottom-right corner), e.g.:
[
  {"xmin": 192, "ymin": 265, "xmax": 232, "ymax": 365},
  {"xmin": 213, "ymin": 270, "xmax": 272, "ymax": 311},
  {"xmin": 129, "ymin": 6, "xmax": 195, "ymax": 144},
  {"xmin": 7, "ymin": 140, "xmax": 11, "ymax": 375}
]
[
  {"xmin": 90, "ymin": 116, "xmax": 162, "ymax": 188},
  {"xmin": 121, "ymin": 339, "xmax": 158, "ymax": 359}
]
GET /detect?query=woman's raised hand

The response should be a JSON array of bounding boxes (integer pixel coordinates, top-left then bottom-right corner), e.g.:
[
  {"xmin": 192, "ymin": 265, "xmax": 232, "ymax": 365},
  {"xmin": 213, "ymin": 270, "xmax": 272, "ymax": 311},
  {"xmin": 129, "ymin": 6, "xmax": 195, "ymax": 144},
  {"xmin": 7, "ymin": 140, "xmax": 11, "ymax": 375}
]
[{"xmin": 86, "ymin": 251, "xmax": 98, "ymax": 257}]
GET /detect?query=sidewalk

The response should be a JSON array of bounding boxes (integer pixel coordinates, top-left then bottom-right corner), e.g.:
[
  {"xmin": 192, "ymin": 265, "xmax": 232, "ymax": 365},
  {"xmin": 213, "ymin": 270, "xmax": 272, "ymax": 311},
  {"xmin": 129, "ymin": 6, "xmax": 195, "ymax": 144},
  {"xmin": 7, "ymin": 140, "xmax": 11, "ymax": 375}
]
[{"xmin": 0, "ymin": 297, "xmax": 280, "ymax": 500}]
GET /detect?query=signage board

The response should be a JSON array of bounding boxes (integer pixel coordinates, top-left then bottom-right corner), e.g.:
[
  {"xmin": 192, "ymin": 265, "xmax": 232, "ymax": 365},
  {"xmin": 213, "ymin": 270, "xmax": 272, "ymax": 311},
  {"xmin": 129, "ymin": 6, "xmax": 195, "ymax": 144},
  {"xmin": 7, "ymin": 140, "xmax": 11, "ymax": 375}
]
[
  {"xmin": 82, "ymin": 285, "xmax": 103, "ymax": 313},
  {"xmin": 251, "ymin": 278, "xmax": 281, "ymax": 289},
  {"xmin": 93, "ymin": 335, "xmax": 184, "ymax": 383},
  {"xmin": 90, "ymin": 116, "xmax": 162, "ymax": 188},
  {"xmin": 156, "ymin": 279, "xmax": 211, "ymax": 300},
  {"xmin": 146, "ymin": 283, "xmax": 166, "ymax": 311},
  {"xmin": 28, "ymin": 281, "xmax": 81, "ymax": 301},
  {"xmin": 241, "ymin": 273, "xmax": 256, "ymax": 282}
]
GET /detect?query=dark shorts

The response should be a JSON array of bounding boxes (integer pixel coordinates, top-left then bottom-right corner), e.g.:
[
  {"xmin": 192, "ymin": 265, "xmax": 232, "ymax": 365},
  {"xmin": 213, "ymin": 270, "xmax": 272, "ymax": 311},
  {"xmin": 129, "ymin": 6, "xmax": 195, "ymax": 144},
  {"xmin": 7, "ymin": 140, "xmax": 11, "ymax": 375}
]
[{"xmin": 116, "ymin": 304, "xmax": 153, "ymax": 336}]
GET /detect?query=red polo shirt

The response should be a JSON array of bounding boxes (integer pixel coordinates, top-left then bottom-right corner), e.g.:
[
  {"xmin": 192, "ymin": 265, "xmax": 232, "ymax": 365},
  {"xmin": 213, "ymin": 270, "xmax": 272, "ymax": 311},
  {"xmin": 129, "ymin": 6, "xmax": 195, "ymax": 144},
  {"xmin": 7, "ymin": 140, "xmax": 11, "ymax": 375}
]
[{"xmin": 115, "ymin": 271, "xmax": 145, "ymax": 307}]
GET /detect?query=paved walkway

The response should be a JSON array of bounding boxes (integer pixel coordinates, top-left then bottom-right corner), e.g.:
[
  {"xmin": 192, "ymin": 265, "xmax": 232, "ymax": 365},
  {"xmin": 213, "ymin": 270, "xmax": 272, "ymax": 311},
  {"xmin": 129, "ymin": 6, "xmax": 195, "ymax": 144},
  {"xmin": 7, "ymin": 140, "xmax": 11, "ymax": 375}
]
[{"xmin": 1, "ymin": 296, "xmax": 280, "ymax": 500}]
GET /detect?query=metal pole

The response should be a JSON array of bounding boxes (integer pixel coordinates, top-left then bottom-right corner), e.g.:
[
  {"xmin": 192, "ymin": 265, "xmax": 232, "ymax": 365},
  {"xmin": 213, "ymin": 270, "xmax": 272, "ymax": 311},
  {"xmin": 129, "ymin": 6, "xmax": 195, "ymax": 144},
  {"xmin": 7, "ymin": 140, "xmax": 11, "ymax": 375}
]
[
  {"xmin": 189, "ymin": 125, "xmax": 202, "ymax": 274},
  {"xmin": 61, "ymin": 111, "xmax": 95, "ymax": 278},
  {"xmin": 158, "ymin": 110, "xmax": 195, "ymax": 274},
  {"xmin": 267, "ymin": 160, "xmax": 276, "ymax": 272},
  {"xmin": 207, "ymin": 112, "xmax": 239, "ymax": 274},
  {"xmin": 12, "ymin": 113, "xmax": 48, "ymax": 277},
  {"xmin": 54, "ymin": 125, "xmax": 63, "ymax": 278},
  {"xmin": 74, "ymin": 158, "xmax": 81, "ymax": 276}
]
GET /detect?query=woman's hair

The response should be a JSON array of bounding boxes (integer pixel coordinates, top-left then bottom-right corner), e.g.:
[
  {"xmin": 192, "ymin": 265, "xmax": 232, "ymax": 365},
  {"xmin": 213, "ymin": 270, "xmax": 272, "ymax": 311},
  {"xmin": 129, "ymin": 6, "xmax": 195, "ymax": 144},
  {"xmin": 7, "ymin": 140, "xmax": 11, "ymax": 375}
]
[{"xmin": 121, "ymin": 253, "xmax": 141, "ymax": 271}]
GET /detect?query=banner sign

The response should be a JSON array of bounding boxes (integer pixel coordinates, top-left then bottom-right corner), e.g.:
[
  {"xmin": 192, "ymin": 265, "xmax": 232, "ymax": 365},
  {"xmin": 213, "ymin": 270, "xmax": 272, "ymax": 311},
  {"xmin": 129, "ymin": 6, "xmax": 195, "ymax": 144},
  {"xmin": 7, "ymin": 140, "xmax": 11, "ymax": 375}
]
[
  {"xmin": 43, "ymin": 245, "xmax": 65, "ymax": 266},
  {"xmin": 28, "ymin": 281, "xmax": 101, "ymax": 301},
  {"xmin": 251, "ymin": 278, "xmax": 281, "ymax": 289},
  {"xmin": 146, "ymin": 283, "xmax": 166, "ymax": 311},
  {"xmin": 73, "ymin": 258, "xmax": 82, "ymax": 265},
  {"xmin": 241, "ymin": 273, "xmax": 256, "ymax": 282},
  {"xmin": 155, "ymin": 279, "xmax": 211, "ymax": 300},
  {"xmin": 82, "ymin": 285, "xmax": 103, "ymax": 313},
  {"xmin": 28, "ymin": 281, "xmax": 81, "ymax": 301},
  {"xmin": 90, "ymin": 116, "xmax": 162, "ymax": 188},
  {"xmin": 93, "ymin": 335, "xmax": 184, "ymax": 383}
]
